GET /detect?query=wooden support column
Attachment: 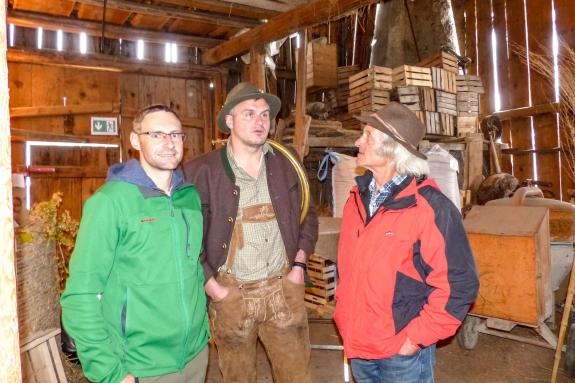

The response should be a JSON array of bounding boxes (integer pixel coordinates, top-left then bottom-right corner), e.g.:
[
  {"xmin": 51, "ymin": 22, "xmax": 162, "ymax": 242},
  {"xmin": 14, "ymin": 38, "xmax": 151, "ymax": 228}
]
[
  {"xmin": 249, "ymin": 44, "xmax": 267, "ymax": 91},
  {"xmin": 0, "ymin": 0, "xmax": 22, "ymax": 380},
  {"xmin": 212, "ymin": 72, "xmax": 226, "ymax": 143},
  {"xmin": 465, "ymin": 133, "xmax": 484, "ymax": 203},
  {"xmin": 293, "ymin": 30, "xmax": 310, "ymax": 160}
]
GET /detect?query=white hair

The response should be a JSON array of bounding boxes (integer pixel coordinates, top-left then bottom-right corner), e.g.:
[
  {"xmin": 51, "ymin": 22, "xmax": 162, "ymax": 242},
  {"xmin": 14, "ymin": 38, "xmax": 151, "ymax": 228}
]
[{"xmin": 375, "ymin": 131, "xmax": 429, "ymax": 177}]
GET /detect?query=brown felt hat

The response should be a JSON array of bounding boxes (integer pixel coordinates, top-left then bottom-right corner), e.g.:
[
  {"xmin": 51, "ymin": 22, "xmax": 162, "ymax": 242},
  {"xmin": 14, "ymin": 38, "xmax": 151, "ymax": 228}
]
[
  {"xmin": 354, "ymin": 102, "xmax": 427, "ymax": 160},
  {"xmin": 217, "ymin": 82, "xmax": 281, "ymax": 134}
]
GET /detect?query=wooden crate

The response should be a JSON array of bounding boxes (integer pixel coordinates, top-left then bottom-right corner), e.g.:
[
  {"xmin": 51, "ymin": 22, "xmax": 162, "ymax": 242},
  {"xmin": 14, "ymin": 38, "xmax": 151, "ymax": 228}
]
[
  {"xmin": 457, "ymin": 91, "xmax": 480, "ymax": 116},
  {"xmin": 431, "ymin": 67, "xmax": 457, "ymax": 93},
  {"xmin": 392, "ymin": 65, "xmax": 432, "ymax": 88},
  {"xmin": 457, "ymin": 116, "xmax": 479, "ymax": 136},
  {"xmin": 435, "ymin": 90, "xmax": 457, "ymax": 116},
  {"xmin": 417, "ymin": 50, "xmax": 459, "ymax": 73},
  {"xmin": 395, "ymin": 86, "xmax": 435, "ymax": 112},
  {"xmin": 21, "ymin": 328, "xmax": 67, "ymax": 383},
  {"xmin": 419, "ymin": 111, "xmax": 455, "ymax": 136},
  {"xmin": 336, "ymin": 65, "xmax": 360, "ymax": 108},
  {"xmin": 306, "ymin": 41, "xmax": 338, "ymax": 89},
  {"xmin": 305, "ymin": 254, "xmax": 337, "ymax": 308},
  {"xmin": 456, "ymin": 75, "xmax": 485, "ymax": 93},
  {"xmin": 348, "ymin": 66, "xmax": 392, "ymax": 97},
  {"xmin": 464, "ymin": 206, "xmax": 552, "ymax": 325},
  {"xmin": 348, "ymin": 89, "xmax": 390, "ymax": 113}
]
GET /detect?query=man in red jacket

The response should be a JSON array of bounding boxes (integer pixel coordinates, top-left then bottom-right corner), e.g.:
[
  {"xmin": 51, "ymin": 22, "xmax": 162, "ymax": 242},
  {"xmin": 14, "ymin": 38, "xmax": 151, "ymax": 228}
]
[{"xmin": 334, "ymin": 102, "xmax": 479, "ymax": 383}]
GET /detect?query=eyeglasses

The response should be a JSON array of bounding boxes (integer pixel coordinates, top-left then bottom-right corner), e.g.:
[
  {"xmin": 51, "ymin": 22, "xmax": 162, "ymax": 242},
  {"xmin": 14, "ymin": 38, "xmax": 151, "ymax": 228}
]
[{"xmin": 135, "ymin": 131, "xmax": 187, "ymax": 142}]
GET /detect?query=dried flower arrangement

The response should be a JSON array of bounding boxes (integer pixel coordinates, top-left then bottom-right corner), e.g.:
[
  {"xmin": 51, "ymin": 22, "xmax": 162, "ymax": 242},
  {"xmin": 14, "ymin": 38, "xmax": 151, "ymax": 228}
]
[{"xmin": 20, "ymin": 192, "xmax": 79, "ymax": 292}]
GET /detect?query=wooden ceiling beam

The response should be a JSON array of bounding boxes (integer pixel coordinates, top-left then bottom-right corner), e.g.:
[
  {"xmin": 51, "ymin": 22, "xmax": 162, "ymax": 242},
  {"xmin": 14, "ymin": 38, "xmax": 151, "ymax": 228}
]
[
  {"xmin": 8, "ymin": 48, "xmax": 222, "ymax": 78},
  {"xmin": 159, "ymin": 0, "xmax": 280, "ymax": 19},
  {"xmin": 213, "ymin": 0, "xmax": 292, "ymax": 12},
  {"xmin": 8, "ymin": 10, "xmax": 222, "ymax": 48},
  {"xmin": 202, "ymin": 0, "xmax": 378, "ymax": 65},
  {"xmin": 74, "ymin": 0, "xmax": 262, "ymax": 29}
]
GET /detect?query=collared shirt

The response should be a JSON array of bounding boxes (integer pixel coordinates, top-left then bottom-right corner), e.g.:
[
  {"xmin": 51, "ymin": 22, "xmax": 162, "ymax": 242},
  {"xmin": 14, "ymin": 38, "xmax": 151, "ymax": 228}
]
[
  {"xmin": 221, "ymin": 143, "xmax": 287, "ymax": 281},
  {"xmin": 368, "ymin": 174, "xmax": 407, "ymax": 217}
]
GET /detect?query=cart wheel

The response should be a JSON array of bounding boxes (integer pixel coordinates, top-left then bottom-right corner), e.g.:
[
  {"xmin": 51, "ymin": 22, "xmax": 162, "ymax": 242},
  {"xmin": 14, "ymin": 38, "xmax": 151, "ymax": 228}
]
[
  {"xmin": 564, "ymin": 322, "xmax": 575, "ymax": 377},
  {"xmin": 457, "ymin": 316, "xmax": 481, "ymax": 350}
]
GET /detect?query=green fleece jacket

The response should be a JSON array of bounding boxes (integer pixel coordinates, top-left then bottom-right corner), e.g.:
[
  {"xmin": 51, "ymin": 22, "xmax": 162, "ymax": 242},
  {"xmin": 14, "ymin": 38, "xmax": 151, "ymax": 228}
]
[{"xmin": 61, "ymin": 160, "xmax": 209, "ymax": 383}]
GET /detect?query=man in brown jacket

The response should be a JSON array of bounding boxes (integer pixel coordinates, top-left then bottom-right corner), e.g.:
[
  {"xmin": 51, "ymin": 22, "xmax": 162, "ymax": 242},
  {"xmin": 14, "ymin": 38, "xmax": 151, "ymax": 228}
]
[{"xmin": 183, "ymin": 82, "xmax": 318, "ymax": 383}]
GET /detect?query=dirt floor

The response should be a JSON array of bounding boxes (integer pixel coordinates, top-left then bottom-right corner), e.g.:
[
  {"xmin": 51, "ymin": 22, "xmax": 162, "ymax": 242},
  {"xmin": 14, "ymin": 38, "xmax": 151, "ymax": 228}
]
[{"xmin": 205, "ymin": 320, "xmax": 575, "ymax": 383}]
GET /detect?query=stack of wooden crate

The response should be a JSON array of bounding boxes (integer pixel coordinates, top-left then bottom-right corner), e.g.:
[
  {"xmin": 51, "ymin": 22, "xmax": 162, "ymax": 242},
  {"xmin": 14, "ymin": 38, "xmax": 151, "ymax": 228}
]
[
  {"xmin": 336, "ymin": 65, "xmax": 360, "ymax": 110},
  {"xmin": 305, "ymin": 254, "xmax": 337, "ymax": 309},
  {"xmin": 347, "ymin": 66, "xmax": 392, "ymax": 114},
  {"xmin": 456, "ymin": 75, "xmax": 484, "ymax": 136},
  {"xmin": 392, "ymin": 65, "xmax": 433, "ymax": 88}
]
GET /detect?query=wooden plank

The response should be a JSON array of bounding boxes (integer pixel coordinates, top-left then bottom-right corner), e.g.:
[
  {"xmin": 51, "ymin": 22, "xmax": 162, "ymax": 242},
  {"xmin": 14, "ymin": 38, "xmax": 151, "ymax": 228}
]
[
  {"xmin": 0, "ymin": 0, "xmax": 22, "ymax": 379},
  {"xmin": 202, "ymin": 0, "xmax": 378, "ymax": 65},
  {"xmin": 8, "ymin": 10, "xmax": 221, "ymax": 48},
  {"xmin": 526, "ymin": 0, "xmax": 560, "ymax": 198},
  {"xmin": 465, "ymin": 133, "xmax": 484, "ymax": 201},
  {"xmin": 293, "ymin": 30, "xmax": 309, "ymax": 160},
  {"xmin": 475, "ymin": 0, "xmax": 493, "ymax": 115},
  {"xmin": 8, "ymin": 48, "xmax": 220, "ymax": 78},
  {"xmin": 10, "ymin": 102, "xmax": 119, "ymax": 118},
  {"xmin": 462, "ymin": 0, "xmax": 478, "ymax": 75},
  {"xmin": 74, "ymin": 0, "xmax": 260, "ymax": 29},
  {"xmin": 12, "ymin": 0, "xmax": 75, "ymax": 16},
  {"xmin": 506, "ymin": 0, "xmax": 532, "ymax": 184}
]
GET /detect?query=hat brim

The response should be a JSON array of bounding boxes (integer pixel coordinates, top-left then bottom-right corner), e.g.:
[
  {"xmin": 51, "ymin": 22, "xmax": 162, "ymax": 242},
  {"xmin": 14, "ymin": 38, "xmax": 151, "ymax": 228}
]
[
  {"xmin": 354, "ymin": 114, "xmax": 427, "ymax": 160},
  {"xmin": 217, "ymin": 92, "xmax": 281, "ymax": 134}
]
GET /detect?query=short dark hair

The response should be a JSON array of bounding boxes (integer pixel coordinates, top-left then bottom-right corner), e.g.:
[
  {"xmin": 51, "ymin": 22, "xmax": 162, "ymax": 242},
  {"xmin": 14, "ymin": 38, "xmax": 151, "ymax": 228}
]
[{"xmin": 133, "ymin": 104, "xmax": 181, "ymax": 132}]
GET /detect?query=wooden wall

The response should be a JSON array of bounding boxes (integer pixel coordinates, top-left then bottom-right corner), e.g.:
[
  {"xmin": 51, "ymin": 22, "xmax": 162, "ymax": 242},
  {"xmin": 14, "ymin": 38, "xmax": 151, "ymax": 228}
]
[
  {"xmin": 9, "ymin": 62, "xmax": 211, "ymax": 220},
  {"xmin": 456, "ymin": 0, "xmax": 574, "ymax": 200}
]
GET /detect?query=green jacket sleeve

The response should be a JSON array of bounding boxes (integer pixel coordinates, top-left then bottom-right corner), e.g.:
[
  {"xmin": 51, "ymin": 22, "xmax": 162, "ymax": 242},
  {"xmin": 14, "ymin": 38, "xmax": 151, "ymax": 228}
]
[{"xmin": 60, "ymin": 192, "xmax": 128, "ymax": 383}]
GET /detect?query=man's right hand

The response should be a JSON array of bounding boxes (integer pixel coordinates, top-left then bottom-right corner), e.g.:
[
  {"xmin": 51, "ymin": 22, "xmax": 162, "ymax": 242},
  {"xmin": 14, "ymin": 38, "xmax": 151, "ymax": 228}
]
[
  {"xmin": 204, "ymin": 277, "xmax": 230, "ymax": 302},
  {"xmin": 120, "ymin": 374, "xmax": 135, "ymax": 383}
]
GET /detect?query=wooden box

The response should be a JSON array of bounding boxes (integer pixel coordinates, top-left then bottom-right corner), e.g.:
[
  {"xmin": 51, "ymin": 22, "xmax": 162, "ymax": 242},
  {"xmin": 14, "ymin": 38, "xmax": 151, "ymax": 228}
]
[
  {"xmin": 431, "ymin": 67, "xmax": 457, "ymax": 93},
  {"xmin": 456, "ymin": 75, "xmax": 485, "ymax": 93},
  {"xmin": 457, "ymin": 91, "xmax": 480, "ymax": 116},
  {"xmin": 435, "ymin": 90, "xmax": 457, "ymax": 116},
  {"xmin": 464, "ymin": 206, "xmax": 552, "ymax": 325},
  {"xmin": 305, "ymin": 254, "xmax": 337, "ymax": 307},
  {"xmin": 306, "ymin": 41, "xmax": 338, "ymax": 89},
  {"xmin": 392, "ymin": 65, "xmax": 433, "ymax": 88},
  {"xmin": 349, "ymin": 66, "xmax": 392, "ymax": 96},
  {"xmin": 395, "ymin": 86, "xmax": 435, "ymax": 112},
  {"xmin": 416, "ymin": 111, "xmax": 455, "ymax": 136},
  {"xmin": 348, "ymin": 89, "xmax": 390, "ymax": 113},
  {"xmin": 417, "ymin": 50, "xmax": 459, "ymax": 73},
  {"xmin": 337, "ymin": 65, "xmax": 360, "ymax": 108},
  {"xmin": 457, "ymin": 116, "xmax": 479, "ymax": 136}
]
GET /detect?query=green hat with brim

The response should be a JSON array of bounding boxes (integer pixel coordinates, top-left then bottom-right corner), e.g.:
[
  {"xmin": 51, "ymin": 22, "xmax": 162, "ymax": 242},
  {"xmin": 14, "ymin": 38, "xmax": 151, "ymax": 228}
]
[{"xmin": 217, "ymin": 82, "xmax": 282, "ymax": 134}]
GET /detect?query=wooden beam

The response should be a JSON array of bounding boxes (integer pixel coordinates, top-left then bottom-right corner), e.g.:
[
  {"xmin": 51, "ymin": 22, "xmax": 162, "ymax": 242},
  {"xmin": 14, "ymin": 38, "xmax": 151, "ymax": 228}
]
[
  {"xmin": 10, "ymin": 129, "xmax": 122, "ymax": 144},
  {"xmin": 10, "ymin": 103, "xmax": 120, "ymax": 118},
  {"xmin": 0, "ymin": 0, "xmax": 22, "ymax": 379},
  {"xmin": 160, "ymin": 0, "xmax": 279, "ymax": 20},
  {"xmin": 213, "ymin": 0, "xmax": 292, "ymax": 12},
  {"xmin": 7, "ymin": 10, "xmax": 222, "ymax": 48},
  {"xmin": 8, "ymin": 48, "xmax": 221, "ymax": 79},
  {"xmin": 74, "ymin": 0, "xmax": 261, "ymax": 29},
  {"xmin": 489, "ymin": 102, "xmax": 559, "ymax": 121},
  {"xmin": 293, "ymin": 30, "xmax": 309, "ymax": 160},
  {"xmin": 249, "ymin": 44, "xmax": 266, "ymax": 90},
  {"xmin": 202, "ymin": 0, "xmax": 378, "ymax": 65}
]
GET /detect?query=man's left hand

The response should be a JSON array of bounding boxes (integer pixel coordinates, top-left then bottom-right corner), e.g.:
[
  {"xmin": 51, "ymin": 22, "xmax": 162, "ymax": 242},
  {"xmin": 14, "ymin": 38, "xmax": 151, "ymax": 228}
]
[
  {"xmin": 287, "ymin": 249, "xmax": 307, "ymax": 285},
  {"xmin": 398, "ymin": 337, "xmax": 420, "ymax": 356}
]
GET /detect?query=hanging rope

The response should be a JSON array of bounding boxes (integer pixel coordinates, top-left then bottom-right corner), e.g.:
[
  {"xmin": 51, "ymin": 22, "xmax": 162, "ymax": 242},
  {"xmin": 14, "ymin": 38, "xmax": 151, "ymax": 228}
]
[
  {"xmin": 100, "ymin": 0, "xmax": 108, "ymax": 53},
  {"xmin": 404, "ymin": 0, "xmax": 421, "ymax": 62}
]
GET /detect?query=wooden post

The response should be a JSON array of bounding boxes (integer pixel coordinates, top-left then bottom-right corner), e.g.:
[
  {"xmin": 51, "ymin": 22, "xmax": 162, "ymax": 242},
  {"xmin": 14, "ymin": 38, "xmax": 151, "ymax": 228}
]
[
  {"xmin": 465, "ymin": 133, "xmax": 484, "ymax": 203},
  {"xmin": 0, "ymin": 0, "xmax": 23, "ymax": 381},
  {"xmin": 249, "ymin": 44, "xmax": 267, "ymax": 91},
  {"xmin": 293, "ymin": 30, "xmax": 309, "ymax": 160}
]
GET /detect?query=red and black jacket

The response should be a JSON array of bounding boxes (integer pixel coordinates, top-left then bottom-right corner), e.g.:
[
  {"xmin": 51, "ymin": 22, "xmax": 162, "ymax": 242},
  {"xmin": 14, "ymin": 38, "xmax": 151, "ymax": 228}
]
[{"xmin": 334, "ymin": 173, "xmax": 479, "ymax": 359}]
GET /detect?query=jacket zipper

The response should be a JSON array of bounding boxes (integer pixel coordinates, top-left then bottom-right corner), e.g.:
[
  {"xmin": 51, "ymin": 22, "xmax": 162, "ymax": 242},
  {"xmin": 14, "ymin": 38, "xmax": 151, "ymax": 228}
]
[
  {"xmin": 181, "ymin": 210, "xmax": 191, "ymax": 258},
  {"xmin": 168, "ymin": 197, "xmax": 190, "ymax": 369}
]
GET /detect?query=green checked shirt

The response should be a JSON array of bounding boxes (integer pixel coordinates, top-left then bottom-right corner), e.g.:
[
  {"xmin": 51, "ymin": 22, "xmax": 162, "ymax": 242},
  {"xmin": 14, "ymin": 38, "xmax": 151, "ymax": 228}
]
[{"xmin": 219, "ymin": 143, "xmax": 288, "ymax": 281}]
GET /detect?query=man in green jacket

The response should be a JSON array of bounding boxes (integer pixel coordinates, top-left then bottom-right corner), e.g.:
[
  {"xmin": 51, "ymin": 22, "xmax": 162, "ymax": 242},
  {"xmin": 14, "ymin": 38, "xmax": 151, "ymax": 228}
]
[{"xmin": 61, "ymin": 104, "xmax": 209, "ymax": 383}]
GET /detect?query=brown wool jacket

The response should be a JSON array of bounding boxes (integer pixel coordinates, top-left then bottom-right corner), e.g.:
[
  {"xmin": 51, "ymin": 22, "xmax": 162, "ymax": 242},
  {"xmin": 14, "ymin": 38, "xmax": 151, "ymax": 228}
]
[{"xmin": 182, "ymin": 145, "xmax": 319, "ymax": 281}]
